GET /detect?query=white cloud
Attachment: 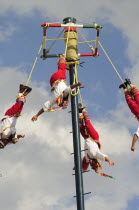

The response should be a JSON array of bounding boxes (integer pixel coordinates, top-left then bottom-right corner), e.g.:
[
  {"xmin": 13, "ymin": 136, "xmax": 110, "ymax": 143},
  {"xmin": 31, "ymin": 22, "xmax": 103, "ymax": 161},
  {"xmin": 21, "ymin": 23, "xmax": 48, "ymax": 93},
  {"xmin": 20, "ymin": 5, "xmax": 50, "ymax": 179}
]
[
  {"xmin": 0, "ymin": 65, "xmax": 138, "ymax": 210},
  {"xmin": 0, "ymin": 24, "xmax": 16, "ymax": 41},
  {"xmin": 1, "ymin": 1, "xmax": 139, "ymax": 209}
]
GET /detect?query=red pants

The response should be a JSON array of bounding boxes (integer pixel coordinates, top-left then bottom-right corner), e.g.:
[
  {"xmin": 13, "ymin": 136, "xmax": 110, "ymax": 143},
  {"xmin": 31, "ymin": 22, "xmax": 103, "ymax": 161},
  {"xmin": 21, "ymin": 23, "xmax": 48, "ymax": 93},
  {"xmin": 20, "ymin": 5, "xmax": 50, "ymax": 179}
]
[
  {"xmin": 82, "ymin": 156, "xmax": 89, "ymax": 171},
  {"xmin": 5, "ymin": 101, "xmax": 23, "ymax": 116},
  {"xmin": 125, "ymin": 88, "xmax": 139, "ymax": 120},
  {"xmin": 50, "ymin": 63, "xmax": 66, "ymax": 86},
  {"xmin": 80, "ymin": 111, "xmax": 100, "ymax": 148},
  {"xmin": 80, "ymin": 122, "xmax": 99, "ymax": 140}
]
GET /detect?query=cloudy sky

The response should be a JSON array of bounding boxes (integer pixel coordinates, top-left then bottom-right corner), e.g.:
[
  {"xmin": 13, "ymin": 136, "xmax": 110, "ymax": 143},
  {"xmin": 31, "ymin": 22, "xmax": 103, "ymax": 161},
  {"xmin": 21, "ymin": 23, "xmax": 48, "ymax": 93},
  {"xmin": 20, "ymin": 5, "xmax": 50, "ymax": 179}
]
[{"xmin": 0, "ymin": 0, "xmax": 139, "ymax": 210}]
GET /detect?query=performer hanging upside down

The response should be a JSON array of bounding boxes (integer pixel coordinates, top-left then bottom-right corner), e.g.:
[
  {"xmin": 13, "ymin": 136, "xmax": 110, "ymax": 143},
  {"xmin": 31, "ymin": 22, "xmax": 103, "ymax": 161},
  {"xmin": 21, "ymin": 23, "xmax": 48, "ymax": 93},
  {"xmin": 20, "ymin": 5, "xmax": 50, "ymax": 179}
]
[
  {"xmin": 78, "ymin": 105, "xmax": 114, "ymax": 173},
  {"xmin": 0, "ymin": 84, "xmax": 32, "ymax": 149},
  {"xmin": 31, "ymin": 54, "xmax": 82, "ymax": 121},
  {"xmin": 119, "ymin": 78, "xmax": 139, "ymax": 151}
]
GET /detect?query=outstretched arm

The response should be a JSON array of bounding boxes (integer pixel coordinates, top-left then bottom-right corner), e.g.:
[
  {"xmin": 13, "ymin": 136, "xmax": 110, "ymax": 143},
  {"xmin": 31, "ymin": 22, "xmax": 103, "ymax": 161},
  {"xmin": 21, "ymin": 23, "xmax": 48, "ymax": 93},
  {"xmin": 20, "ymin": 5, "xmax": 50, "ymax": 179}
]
[
  {"xmin": 131, "ymin": 134, "xmax": 138, "ymax": 151},
  {"xmin": 105, "ymin": 156, "xmax": 114, "ymax": 165},
  {"xmin": 31, "ymin": 108, "xmax": 44, "ymax": 121},
  {"xmin": 70, "ymin": 82, "xmax": 82, "ymax": 89},
  {"xmin": 31, "ymin": 95, "xmax": 58, "ymax": 122}
]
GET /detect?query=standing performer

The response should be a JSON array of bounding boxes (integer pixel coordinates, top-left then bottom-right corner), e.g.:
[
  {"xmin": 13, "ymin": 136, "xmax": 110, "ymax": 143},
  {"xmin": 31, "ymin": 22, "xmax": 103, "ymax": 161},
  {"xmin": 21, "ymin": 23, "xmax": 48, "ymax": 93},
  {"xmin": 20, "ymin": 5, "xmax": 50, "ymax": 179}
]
[
  {"xmin": 0, "ymin": 84, "xmax": 32, "ymax": 149},
  {"xmin": 79, "ymin": 105, "xmax": 114, "ymax": 173},
  {"xmin": 32, "ymin": 54, "xmax": 82, "ymax": 121},
  {"xmin": 119, "ymin": 78, "xmax": 139, "ymax": 151}
]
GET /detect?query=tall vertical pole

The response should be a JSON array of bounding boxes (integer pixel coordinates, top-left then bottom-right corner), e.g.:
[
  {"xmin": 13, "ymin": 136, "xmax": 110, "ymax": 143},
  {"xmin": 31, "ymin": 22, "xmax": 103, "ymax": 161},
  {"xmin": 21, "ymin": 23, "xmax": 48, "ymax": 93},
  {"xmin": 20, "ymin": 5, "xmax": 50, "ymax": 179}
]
[
  {"xmin": 69, "ymin": 64, "xmax": 85, "ymax": 210},
  {"xmin": 63, "ymin": 17, "xmax": 85, "ymax": 210}
]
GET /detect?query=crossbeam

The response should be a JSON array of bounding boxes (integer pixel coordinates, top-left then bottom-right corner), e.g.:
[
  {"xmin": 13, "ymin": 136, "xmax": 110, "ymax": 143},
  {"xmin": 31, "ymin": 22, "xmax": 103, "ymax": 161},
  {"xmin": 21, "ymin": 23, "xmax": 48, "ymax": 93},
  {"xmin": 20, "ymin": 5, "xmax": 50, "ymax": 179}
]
[
  {"xmin": 41, "ymin": 23, "xmax": 102, "ymax": 30},
  {"xmin": 41, "ymin": 52, "xmax": 100, "ymax": 59}
]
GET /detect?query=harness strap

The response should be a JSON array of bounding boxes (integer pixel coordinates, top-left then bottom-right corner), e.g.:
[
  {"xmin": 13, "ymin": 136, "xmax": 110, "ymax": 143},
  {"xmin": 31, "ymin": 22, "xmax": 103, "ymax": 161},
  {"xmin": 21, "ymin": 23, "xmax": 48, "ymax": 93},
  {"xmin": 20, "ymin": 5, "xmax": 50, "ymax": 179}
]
[
  {"xmin": 0, "ymin": 127, "xmax": 11, "ymax": 134},
  {"xmin": 8, "ymin": 114, "xmax": 21, "ymax": 117}
]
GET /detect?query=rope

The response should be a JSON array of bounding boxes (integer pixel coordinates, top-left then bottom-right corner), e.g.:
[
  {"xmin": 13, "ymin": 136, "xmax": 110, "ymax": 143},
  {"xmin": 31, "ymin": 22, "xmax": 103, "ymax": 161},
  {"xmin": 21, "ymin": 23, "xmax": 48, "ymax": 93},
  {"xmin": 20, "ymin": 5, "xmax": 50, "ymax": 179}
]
[
  {"xmin": 77, "ymin": 29, "xmax": 95, "ymax": 52},
  {"xmin": 26, "ymin": 42, "xmax": 43, "ymax": 86},
  {"xmin": 78, "ymin": 40, "xmax": 96, "ymax": 44},
  {"xmin": 66, "ymin": 61, "xmax": 79, "ymax": 65},
  {"xmin": 99, "ymin": 41, "xmax": 124, "ymax": 83},
  {"xmin": 79, "ymin": 91, "xmax": 83, "ymax": 106},
  {"xmin": 64, "ymin": 24, "xmax": 71, "ymax": 56},
  {"xmin": 46, "ymin": 38, "xmax": 66, "ymax": 41},
  {"xmin": 75, "ymin": 31, "xmax": 124, "ymax": 84},
  {"xmin": 71, "ymin": 64, "xmax": 80, "ymax": 96},
  {"xmin": 45, "ymin": 38, "xmax": 95, "ymax": 43},
  {"xmin": 47, "ymin": 29, "xmax": 65, "ymax": 52},
  {"xmin": 25, "ymin": 29, "xmax": 65, "ymax": 87}
]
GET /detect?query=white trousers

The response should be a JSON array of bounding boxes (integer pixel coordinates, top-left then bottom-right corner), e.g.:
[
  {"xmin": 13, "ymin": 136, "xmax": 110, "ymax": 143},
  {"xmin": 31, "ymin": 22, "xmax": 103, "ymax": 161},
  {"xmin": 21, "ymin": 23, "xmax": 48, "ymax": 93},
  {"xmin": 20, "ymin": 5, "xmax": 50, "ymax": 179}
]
[
  {"xmin": 0, "ymin": 116, "xmax": 17, "ymax": 139},
  {"xmin": 43, "ymin": 81, "xmax": 71, "ymax": 111},
  {"xmin": 84, "ymin": 138, "xmax": 107, "ymax": 162},
  {"xmin": 135, "ymin": 126, "xmax": 139, "ymax": 137}
]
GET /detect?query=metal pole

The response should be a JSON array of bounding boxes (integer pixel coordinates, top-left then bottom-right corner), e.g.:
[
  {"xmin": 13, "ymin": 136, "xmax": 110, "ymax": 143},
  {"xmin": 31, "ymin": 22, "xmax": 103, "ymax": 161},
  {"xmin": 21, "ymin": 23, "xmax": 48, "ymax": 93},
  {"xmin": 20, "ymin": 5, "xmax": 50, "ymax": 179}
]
[{"xmin": 69, "ymin": 64, "xmax": 85, "ymax": 210}]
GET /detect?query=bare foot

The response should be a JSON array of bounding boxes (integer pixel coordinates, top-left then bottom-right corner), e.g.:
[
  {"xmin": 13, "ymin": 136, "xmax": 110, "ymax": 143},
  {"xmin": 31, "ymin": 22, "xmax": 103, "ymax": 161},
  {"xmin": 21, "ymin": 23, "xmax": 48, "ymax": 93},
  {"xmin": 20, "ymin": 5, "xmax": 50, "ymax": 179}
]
[{"xmin": 17, "ymin": 134, "xmax": 25, "ymax": 138}]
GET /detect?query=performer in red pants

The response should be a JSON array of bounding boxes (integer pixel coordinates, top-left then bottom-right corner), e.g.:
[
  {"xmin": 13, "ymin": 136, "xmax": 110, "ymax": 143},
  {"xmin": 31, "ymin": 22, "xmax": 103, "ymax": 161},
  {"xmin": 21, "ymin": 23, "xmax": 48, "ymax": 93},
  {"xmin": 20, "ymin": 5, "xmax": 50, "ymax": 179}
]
[
  {"xmin": 32, "ymin": 54, "xmax": 82, "ymax": 121},
  {"xmin": 49, "ymin": 54, "xmax": 68, "ymax": 87},
  {"xmin": 0, "ymin": 84, "xmax": 32, "ymax": 148},
  {"xmin": 78, "ymin": 105, "xmax": 114, "ymax": 173},
  {"xmin": 119, "ymin": 78, "xmax": 139, "ymax": 151}
]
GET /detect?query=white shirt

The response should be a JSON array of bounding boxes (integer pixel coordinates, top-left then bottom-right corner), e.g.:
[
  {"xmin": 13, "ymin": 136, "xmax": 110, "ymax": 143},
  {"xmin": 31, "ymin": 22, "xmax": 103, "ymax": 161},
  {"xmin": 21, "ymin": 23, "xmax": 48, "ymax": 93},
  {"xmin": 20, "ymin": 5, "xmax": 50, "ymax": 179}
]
[
  {"xmin": 43, "ymin": 81, "xmax": 71, "ymax": 112},
  {"xmin": 84, "ymin": 138, "xmax": 108, "ymax": 162},
  {"xmin": 135, "ymin": 126, "xmax": 139, "ymax": 137}
]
